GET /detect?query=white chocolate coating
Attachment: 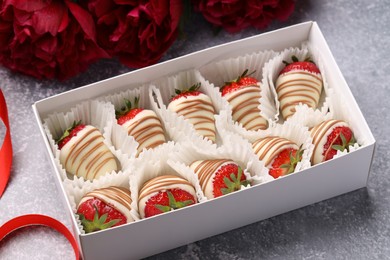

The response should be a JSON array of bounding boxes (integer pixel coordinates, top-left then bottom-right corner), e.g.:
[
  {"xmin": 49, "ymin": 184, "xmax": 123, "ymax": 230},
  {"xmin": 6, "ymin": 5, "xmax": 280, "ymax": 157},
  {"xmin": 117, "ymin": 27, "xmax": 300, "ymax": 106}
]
[
  {"xmin": 252, "ymin": 136, "xmax": 298, "ymax": 166},
  {"xmin": 190, "ymin": 159, "xmax": 237, "ymax": 199},
  {"xmin": 310, "ymin": 119, "xmax": 349, "ymax": 165},
  {"xmin": 276, "ymin": 70, "xmax": 323, "ymax": 119},
  {"xmin": 224, "ymin": 83, "xmax": 268, "ymax": 131},
  {"xmin": 122, "ymin": 109, "xmax": 166, "ymax": 155},
  {"xmin": 59, "ymin": 125, "xmax": 118, "ymax": 180},
  {"xmin": 78, "ymin": 186, "xmax": 134, "ymax": 222},
  {"xmin": 138, "ymin": 175, "xmax": 196, "ymax": 219},
  {"xmin": 168, "ymin": 94, "xmax": 216, "ymax": 142}
]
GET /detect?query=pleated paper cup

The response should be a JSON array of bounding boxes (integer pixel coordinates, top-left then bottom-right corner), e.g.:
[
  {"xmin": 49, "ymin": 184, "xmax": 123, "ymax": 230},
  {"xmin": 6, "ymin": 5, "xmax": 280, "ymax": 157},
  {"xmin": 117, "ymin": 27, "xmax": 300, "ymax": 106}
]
[{"xmin": 43, "ymin": 100, "xmax": 129, "ymax": 182}]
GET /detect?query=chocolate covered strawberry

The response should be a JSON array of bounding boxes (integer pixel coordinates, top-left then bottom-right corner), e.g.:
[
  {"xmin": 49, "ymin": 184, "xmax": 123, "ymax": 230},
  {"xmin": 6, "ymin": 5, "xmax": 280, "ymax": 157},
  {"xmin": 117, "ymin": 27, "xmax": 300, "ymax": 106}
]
[
  {"xmin": 56, "ymin": 121, "xmax": 118, "ymax": 180},
  {"xmin": 77, "ymin": 186, "xmax": 133, "ymax": 233},
  {"xmin": 116, "ymin": 97, "xmax": 166, "ymax": 155},
  {"xmin": 275, "ymin": 56, "xmax": 323, "ymax": 119},
  {"xmin": 168, "ymin": 83, "xmax": 216, "ymax": 142},
  {"xmin": 138, "ymin": 175, "xmax": 197, "ymax": 218},
  {"xmin": 310, "ymin": 119, "xmax": 356, "ymax": 165},
  {"xmin": 190, "ymin": 159, "xmax": 250, "ymax": 199},
  {"xmin": 252, "ymin": 136, "xmax": 302, "ymax": 179},
  {"xmin": 221, "ymin": 70, "xmax": 268, "ymax": 131}
]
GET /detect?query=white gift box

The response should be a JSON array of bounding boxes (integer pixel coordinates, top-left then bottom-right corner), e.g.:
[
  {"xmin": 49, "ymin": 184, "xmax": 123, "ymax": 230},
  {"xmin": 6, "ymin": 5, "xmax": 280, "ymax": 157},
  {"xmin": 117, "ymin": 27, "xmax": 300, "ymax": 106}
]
[{"xmin": 33, "ymin": 21, "xmax": 375, "ymax": 260}]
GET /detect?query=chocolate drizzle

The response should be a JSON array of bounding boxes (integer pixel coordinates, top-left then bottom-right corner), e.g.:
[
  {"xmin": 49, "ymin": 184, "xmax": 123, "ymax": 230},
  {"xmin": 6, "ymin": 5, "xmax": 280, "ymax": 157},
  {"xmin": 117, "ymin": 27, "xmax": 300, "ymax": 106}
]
[
  {"xmin": 138, "ymin": 175, "xmax": 195, "ymax": 202},
  {"xmin": 168, "ymin": 94, "xmax": 216, "ymax": 142},
  {"xmin": 310, "ymin": 119, "xmax": 345, "ymax": 164},
  {"xmin": 225, "ymin": 85, "xmax": 268, "ymax": 131},
  {"xmin": 191, "ymin": 159, "xmax": 232, "ymax": 194},
  {"xmin": 252, "ymin": 136, "xmax": 298, "ymax": 166},
  {"xmin": 276, "ymin": 70, "xmax": 323, "ymax": 119},
  {"xmin": 61, "ymin": 125, "xmax": 118, "ymax": 180},
  {"xmin": 78, "ymin": 186, "xmax": 133, "ymax": 222},
  {"xmin": 123, "ymin": 111, "xmax": 166, "ymax": 155}
]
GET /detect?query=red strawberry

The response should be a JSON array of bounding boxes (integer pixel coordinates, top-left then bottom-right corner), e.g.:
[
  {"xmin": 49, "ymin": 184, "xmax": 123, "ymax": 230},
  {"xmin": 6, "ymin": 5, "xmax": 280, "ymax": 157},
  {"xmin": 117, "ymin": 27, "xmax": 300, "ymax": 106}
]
[
  {"xmin": 77, "ymin": 198, "xmax": 126, "ymax": 233},
  {"xmin": 323, "ymin": 126, "xmax": 355, "ymax": 161},
  {"xmin": 221, "ymin": 69, "xmax": 258, "ymax": 96},
  {"xmin": 56, "ymin": 121, "xmax": 86, "ymax": 150},
  {"xmin": 269, "ymin": 146, "xmax": 303, "ymax": 179},
  {"xmin": 116, "ymin": 97, "xmax": 144, "ymax": 125},
  {"xmin": 212, "ymin": 164, "xmax": 250, "ymax": 197},
  {"xmin": 279, "ymin": 56, "xmax": 321, "ymax": 75},
  {"xmin": 170, "ymin": 82, "xmax": 202, "ymax": 102},
  {"xmin": 144, "ymin": 189, "xmax": 196, "ymax": 218}
]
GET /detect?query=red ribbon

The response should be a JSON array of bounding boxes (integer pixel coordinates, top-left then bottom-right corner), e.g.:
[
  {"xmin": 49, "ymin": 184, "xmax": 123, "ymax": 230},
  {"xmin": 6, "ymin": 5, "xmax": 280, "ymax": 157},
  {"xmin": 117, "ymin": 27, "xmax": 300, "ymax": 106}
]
[
  {"xmin": 0, "ymin": 90, "xmax": 80, "ymax": 259},
  {"xmin": 0, "ymin": 89, "xmax": 12, "ymax": 197},
  {"xmin": 0, "ymin": 214, "xmax": 80, "ymax": 259}
]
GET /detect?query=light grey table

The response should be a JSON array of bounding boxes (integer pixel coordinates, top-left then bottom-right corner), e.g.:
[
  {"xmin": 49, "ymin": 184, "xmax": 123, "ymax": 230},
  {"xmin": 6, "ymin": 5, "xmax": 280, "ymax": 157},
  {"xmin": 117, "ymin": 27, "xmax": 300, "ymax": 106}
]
[{"xmin": 1, "ymin": 0, "xmax": 389, "ymax": 259}]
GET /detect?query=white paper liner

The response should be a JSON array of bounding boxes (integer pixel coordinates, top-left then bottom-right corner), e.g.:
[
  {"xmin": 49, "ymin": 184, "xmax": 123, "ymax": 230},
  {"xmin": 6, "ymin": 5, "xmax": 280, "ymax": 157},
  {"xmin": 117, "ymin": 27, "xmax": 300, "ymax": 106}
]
[
  {"xmin": 97, "ymin": 85, "xmax": 169, "ymax": 157},
  {"xmin": 287, "ymin": 91, "xmax": 364, "ymax": 163},
  {"xmin": 43, "ymin": 100, "xmax": 130, "ymax": 182},
  {"xmin": 63, "ymin": 170, "xmax": 136, "ymax": 234},
  {"xmin": 129, "ymin": 142, "xmax": 204, "ymax": 219},
  {"xmin": 150, "ymin": 69, "xmax": 224, "ymax": 149},
  {"xmin": 263, "ymin": 45, "xmax": 330, "ymax": 123},
  {"xmin": 169, "ymin": 132, "xmax": 272, "ymax": 199},
  {"xmin": 199, "ymin": 50, "xmax": 278, "ymax": 124},
  {"xmin": 248, "ymin": 122, "xmax": 314, "ymax": 174}
]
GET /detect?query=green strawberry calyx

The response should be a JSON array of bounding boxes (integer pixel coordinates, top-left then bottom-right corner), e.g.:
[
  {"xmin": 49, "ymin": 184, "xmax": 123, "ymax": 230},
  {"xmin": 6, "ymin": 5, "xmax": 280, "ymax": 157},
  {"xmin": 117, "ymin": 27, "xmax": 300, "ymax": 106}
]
[
  {"xmin": 55, "ymin": 120, "xmax": 81, "ymax": 145},
  {"xmin": 115, "ymin": 96, "xmax": 140, "ymax": 118},
  {"xmin": 173, "ymin": 82, "xmax": 201, "ymax": 96},
  {"xmin": 280, "ymin": 145, "xmax": 304, "ymax": 175},
  {"xmin": 78, "ymin": 205, "xmax": 121, "ymax": 233},
  {"xmin": 331, "ymin": 132, "xmax": 357, "ymax": 153},
  {"xmin": 282, "ymin": 55, "xmax": 313, "ymax": 66},
  {"xmin": 221, "ymin": 167, "xmax": 251, "ymax": 195},
  {"xmin": 223, "ymin": 69, "xmax": 256, "ymax": 86},
  {"xmin": 154, "ymin": 191, "xmax": 194, "ymax": 213}
]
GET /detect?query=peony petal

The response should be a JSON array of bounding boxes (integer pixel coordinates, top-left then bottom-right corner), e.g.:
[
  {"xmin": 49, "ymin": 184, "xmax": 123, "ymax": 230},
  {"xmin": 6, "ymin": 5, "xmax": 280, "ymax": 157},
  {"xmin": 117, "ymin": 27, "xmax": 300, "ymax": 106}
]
[
  {"xmin": 3, "ymin": 0, "xmax": 47, "ymax": 12},
  {"xmin": 32, "ymin": 1, "xmax": 66, "ymax": 36},
  {"xmin": 66, "ymin": 1, "xmax": 97, "ymax": 40}
]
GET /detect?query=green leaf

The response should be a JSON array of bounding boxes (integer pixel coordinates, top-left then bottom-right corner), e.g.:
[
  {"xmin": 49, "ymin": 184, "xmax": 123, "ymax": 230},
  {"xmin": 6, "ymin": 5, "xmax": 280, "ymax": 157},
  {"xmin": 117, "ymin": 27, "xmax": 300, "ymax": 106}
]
[
  {"xmin": 292, "ymin": 55, "xmax": 299, "ymax": 62},
  {"xmin": 155, "ymin": 204, "xmax": 171, "ymax": 213},
  {"xmin": 332, "ymin": 144, "xmax": 345, "ymax": 151}
]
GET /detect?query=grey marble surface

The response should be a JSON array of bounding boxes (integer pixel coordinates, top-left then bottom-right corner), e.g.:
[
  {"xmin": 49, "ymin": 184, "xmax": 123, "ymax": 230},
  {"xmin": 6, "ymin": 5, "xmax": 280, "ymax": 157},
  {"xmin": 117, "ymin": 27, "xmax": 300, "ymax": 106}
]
[{"xmin": 0, "ymin": 0, "xmax": 389, "ymax": 259}]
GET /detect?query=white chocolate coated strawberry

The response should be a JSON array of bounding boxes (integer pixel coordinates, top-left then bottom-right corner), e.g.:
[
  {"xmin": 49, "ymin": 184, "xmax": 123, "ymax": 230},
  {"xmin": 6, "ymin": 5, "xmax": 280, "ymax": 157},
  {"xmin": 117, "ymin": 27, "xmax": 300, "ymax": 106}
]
[
  {"xmin": 138, "ymin": 175, "xmax": 196, "ymax": 219},
  {"xmin": 122, "ymin": 109, "xmax": 166, "ymax": 155},
  {"xmin": 252, "ymin": 136, "xmax": 298, "ymax": 166},
  {"xmin": 310, "ymin": 119, "xmax": 349, "ymax": 165},
  {"xmin": 276, "ymin": 70, "xmax": 323, "ymax": 119},
  {"xmin": 60, "ymin": 125, "xmax": 118, "ymax": 180},
  {"xmin": 190, "ymin": 159, "xmax": 236, "ymax": 199},
  {"xmin": 224, "ymin": 83, "xmax": 268, "ymax": 131},
  {"xmin": 168, "ymin": 94, "xmax": 216, "ymax": 142},
  {"xmin": 78, "ymin": 186, "xmax": 133, "ymax": 222}
]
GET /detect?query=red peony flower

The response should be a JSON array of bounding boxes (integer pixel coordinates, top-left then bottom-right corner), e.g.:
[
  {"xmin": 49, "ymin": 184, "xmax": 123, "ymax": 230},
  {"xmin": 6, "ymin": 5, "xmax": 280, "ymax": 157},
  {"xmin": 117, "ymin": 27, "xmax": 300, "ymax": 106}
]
[
  {"xmin": 82, "ymin": 0, "xmax": 183, "ymax": 68},
  {"xmin": 192, "ymin": 0, "xmax": 295, "ymax": 33},
  {"xmin": 0, "ymin": 0, "xmax": 109, "ymax": 80}
]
